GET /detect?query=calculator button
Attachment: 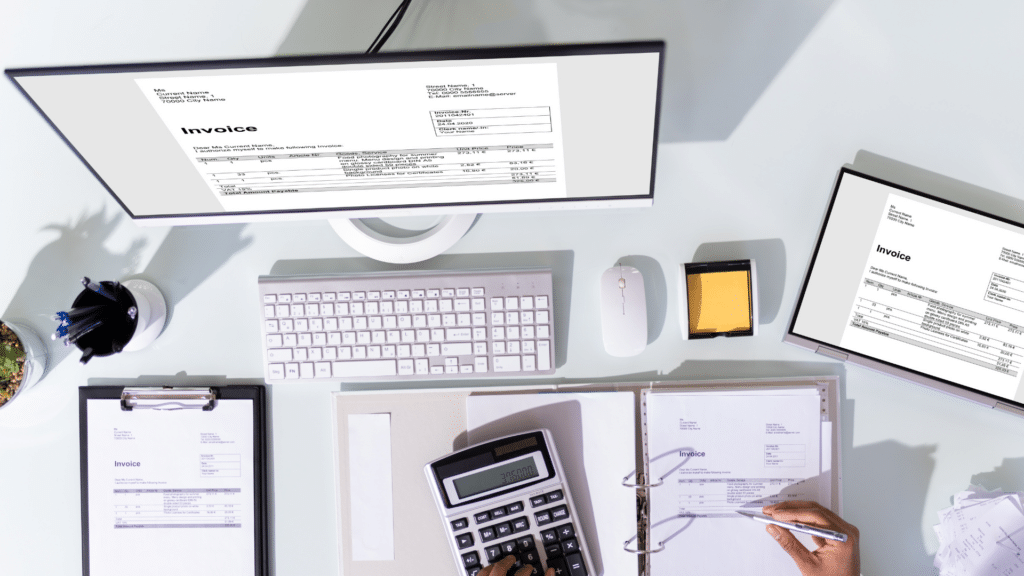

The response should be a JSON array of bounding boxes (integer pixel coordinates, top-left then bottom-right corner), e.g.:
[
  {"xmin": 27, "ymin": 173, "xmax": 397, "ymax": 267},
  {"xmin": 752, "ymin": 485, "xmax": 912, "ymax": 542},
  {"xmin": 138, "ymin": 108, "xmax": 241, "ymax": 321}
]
[
  {"xmin": 545, "ymin": 489, "xmax": 564, "ymax": 503},
  {"xmin": 540, "ymin": 529, "xmax": 559, "ymax": 545},
  {"xmin": 495, "ymin": 521, "xmax": 513, "ymax": 537},
  {"xmin": 466, "ymin": 568, "xmax": 482, "ymax": 576},
  {"xmin": 565, "ymin": 552, "xmax": 587, "ymax": 576},
  {"xmin": 507, "ymin": 501, "xmax": 525, "ymax": 514},
  {"xmin": 499, "ymin": 539, "xmax": 518, "ymax": 555},
  {"xmin": 561, "ymin": 538, "xmax": 579, "ymax": 554},
  {"xmin": 451, "ymin": 518, "xmax": 469, "ymax": 531},
  {"xmin": 462, "ymin": 551, "xmax": 480, "ymax": 568},
  {"xmin": 511, "ymin": 516, "xmax": 530, "ymax": 533},
  {"xmin": 475, "ymin": 511, "xmax": 492, "ymax": 524},
  {"xmin": 456, "ymin": 532, "xmax": 474, "ymax": 549},
  {"xmin": 544, "ymin": 543, "xmax": 563, "ymax": 558},
  {"xmin": 491, "ymin": 506, "xmax": 508, "ymax": 519},
  {"xmin": 550, "ymin": 505, "xmax": 569, "ymax": 522},
  {"xmin": 535, "ymin": 510, "xmax": 553, "ymax": 526},
  {"xmin": 530, "ymin": 495, "xmax": 547, "ymax": 508},
  {"xmin": 516, "ymin": 534, "xmax": 536, "ymax": 550},
  {"xmin": 519, "ymin": 564, "xmax": 542, "ymax": 576},
  {"xmin": 555, "ymin": 523, "xmax": 575, "ymax": 540},
  {"xmin": 480, "ymin": 526, "xmax": 498, "ymax": 542},
  {"xmin": 484, "ymin": 545, "xmax": 502, "ymax": 563},
  {"xmin": 547, "ymin": 556, "xmax": 569, "ymax": 576},
  {"xmin": 521, "ymin": 549, "xmax": 542, "ymax": 565}
]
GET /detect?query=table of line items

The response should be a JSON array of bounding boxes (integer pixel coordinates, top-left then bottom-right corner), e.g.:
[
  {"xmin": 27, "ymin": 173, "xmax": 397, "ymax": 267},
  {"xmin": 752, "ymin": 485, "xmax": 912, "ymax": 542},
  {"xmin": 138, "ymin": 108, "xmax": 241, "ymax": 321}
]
[
  {"xmin": 198, "ymin": 142, "xmax": 556, "ymax": 196},
  {"xmin": 112, "ymin": 488, "xmax": 243, "ymax": 529},
  {"xmin": 849, "ymin": 277, "xmax": 1024, "ymax": 376}
]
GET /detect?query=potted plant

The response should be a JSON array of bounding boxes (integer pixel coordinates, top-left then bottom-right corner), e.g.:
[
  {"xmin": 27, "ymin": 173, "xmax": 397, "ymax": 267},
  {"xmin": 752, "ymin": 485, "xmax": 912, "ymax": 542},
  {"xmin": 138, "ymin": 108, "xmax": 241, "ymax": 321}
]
[{"xmin": 0, "ymin": 320, "xmax": 47, "ymax": 409}]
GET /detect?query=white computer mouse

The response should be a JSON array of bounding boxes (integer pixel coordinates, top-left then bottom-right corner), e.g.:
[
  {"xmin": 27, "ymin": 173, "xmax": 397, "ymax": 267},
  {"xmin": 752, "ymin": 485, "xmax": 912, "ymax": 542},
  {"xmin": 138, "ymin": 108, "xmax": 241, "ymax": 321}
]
[{"xmin": 600, "ymin": 264, "xmax": 647, "ymax": 357}]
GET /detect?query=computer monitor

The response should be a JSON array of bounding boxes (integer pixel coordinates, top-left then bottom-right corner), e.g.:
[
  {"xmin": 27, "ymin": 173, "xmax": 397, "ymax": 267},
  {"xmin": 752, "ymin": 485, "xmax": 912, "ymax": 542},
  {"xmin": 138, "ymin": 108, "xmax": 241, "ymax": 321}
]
[{"xmin": 6, "ymin": 42, "xmax": 664, "ymax": 262}]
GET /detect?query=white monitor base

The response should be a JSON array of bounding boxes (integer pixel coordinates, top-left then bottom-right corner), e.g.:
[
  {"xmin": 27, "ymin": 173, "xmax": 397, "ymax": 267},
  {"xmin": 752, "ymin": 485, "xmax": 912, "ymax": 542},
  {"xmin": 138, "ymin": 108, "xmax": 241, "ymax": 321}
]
[{"xmin": 328, "ymin": 213, "xmax": 477, "ymax": 264}]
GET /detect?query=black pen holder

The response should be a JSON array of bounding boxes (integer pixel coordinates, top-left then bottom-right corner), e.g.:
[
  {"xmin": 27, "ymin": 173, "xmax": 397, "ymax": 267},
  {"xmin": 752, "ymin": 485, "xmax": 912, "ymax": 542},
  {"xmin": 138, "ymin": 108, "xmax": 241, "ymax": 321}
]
[{"xmin": 71, "ymin": 281, "xmax": 139, "ymax": 359}]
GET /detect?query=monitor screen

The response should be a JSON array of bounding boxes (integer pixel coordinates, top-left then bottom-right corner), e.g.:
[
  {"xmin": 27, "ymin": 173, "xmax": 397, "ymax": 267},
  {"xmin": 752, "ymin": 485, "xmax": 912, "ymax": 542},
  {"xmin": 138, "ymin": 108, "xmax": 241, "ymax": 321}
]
[
  {"xmin": 6, "ymin": 42, "xmax": 663, "ymax": 225},
  {"xmin": 788, "ymin": 168, "xmax": 1024, "ymax": 407}
]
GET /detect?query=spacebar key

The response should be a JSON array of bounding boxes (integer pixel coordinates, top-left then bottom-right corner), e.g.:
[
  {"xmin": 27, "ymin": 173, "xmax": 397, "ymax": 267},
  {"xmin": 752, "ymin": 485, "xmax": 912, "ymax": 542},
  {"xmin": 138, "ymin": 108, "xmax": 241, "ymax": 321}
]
[{"xmin": 331, "ymin": 360, "xmax": 397, "ymax": 378}]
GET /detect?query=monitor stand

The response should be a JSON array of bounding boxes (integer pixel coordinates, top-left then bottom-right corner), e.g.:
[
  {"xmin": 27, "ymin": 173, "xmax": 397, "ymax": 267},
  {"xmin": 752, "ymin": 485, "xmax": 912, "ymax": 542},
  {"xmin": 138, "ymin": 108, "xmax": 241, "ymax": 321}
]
[{"xmin": 328, "ymin": 213, "xmax": 477, "ymax": 264}]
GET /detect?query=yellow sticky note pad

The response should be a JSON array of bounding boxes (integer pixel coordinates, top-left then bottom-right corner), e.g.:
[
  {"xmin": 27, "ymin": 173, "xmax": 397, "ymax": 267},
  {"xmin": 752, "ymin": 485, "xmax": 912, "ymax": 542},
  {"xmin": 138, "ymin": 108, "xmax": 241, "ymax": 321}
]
[{"xmin": 687, "ymin": 270, "xmax": 752, "ymax": 334}]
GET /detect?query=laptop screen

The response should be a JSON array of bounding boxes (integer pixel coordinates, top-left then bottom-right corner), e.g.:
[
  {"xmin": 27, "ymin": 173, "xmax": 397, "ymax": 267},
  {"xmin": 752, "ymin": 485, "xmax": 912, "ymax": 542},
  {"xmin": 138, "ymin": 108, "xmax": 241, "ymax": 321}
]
[{"xmin": 789, "ymin": 168, "xmax": 1024, "ymax": 407}]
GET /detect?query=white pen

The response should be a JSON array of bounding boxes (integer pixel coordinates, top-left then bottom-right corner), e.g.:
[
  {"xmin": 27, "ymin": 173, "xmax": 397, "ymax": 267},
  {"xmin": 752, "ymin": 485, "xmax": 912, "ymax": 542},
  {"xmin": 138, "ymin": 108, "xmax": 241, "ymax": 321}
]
[{"xmin": 736, "ymin": 510, "xmax": 848, "ymax": 542}]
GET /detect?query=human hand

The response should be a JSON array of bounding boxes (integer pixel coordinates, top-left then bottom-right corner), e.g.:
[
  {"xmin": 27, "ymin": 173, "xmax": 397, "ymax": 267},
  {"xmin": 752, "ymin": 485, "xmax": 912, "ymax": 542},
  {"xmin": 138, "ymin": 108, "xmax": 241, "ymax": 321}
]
[
  {"xmin": 762, "ymin": 501, "xmax": 860, "ymax": 576},
  {"xmin": 477, "ymin": 554, "xmax": 554, "ymax": 576}
]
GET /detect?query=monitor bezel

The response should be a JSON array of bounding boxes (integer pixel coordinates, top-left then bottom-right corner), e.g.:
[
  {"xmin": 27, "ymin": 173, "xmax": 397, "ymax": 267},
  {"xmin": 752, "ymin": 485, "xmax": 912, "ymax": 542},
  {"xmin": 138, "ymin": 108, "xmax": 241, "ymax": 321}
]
[
  {"xmin": 785, "ymin": 166, "xmax": 1024, "ymax": 412},
  {"xmin": 5, "ymin": 41, "xmax": 664, "ymax": 225}
]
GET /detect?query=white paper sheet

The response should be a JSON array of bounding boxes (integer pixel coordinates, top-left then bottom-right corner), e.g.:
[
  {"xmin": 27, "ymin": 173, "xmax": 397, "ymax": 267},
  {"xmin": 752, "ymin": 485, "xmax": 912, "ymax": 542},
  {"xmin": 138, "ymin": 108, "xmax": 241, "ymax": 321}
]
[
  {"xmin": 934, "ymin": 486, "xmax": 1024, "ymax": 575},
  {"xmin": 86, "ymin": 399, "xmax": 255, "ymax": 576},
  {"xmin": 646, "ymin": 389, "xmax": 825, "ymax": 576},
  {"xmin": 347, "ymin": 413, "xmax": 395, "ymax": 561},
  {"xmin": 466, "ymin": 392, "xmax": 637, "ymax": 576}
]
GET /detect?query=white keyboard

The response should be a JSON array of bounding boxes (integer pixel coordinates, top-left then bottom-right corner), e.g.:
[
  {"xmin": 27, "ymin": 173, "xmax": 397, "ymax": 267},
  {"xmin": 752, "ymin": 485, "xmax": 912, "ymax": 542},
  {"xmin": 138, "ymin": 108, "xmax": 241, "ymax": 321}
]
[{"xmin": 258, "ymin": 269, "xmax": 556, "ymax": 383}]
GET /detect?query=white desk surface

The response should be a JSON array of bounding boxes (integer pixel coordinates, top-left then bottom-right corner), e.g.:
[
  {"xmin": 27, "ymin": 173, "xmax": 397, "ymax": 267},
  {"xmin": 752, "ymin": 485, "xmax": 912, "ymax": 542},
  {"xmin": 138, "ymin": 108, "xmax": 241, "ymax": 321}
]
[{"xmin": 3, "ymin": 1, "xmax": 1024, "ymax": 575}]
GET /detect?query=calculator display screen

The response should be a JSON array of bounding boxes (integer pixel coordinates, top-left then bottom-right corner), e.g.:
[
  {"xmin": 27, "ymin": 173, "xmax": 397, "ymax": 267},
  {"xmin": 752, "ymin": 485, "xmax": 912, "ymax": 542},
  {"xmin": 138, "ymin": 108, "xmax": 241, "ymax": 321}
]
[{"xmin": 452, "ymin": 455, "xmax": 539, "ymax": 499}]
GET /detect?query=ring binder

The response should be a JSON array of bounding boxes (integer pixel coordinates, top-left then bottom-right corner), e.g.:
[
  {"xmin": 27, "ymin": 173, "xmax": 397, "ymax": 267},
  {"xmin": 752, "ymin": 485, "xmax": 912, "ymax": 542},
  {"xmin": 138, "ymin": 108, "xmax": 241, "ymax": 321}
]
[
  {"xmin": 621, "ymin": 470, "xmax": 663, "ymax": 488},
  {"xmin": 623, "ymin": 534, "xmax": 664, "ymax": 555},
  {"xmin": 120, "ymin": 387, "xmax": 217, "ymax": 411}
]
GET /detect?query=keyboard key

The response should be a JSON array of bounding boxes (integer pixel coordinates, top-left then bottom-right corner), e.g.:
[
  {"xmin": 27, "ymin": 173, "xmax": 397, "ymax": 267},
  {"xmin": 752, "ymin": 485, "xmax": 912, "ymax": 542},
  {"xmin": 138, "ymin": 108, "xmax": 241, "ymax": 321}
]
[
  {"xmin": 300, "ymin": 363, "xmax": 313, "ymax": 379},
  {"xmin": 263, "ymin": 294, "xmax": 277, "ymax": 304},
  {"xmin": 505, "ymin": 297, "xmax": 519, "ymax": 309},
  {"xmin": 491, "ymin": 297, "xmax": 504, "ymax": 311},
  {"xmin": 264, "ymin": 305, "xmax": 275, "ymax": 318},
  {"xmin": 266, "ymin": 334, "xmax": 283, "ymax": 347},
  {"xmin": 398, "ymin": 359, "xmax": 414, "ymax": 375},
  {"xmin": 523, "ymin": 355, "xmax": 536, "ymax": 371},
  {"xmin": 285, "ymin": 363, "xmax": 299, "ymax": 379},
  {"xmin": 267, "ymin": 349, "xmax": 292, "ymax": 362},
  {"xmin": 475, "ymin": 357, "xmax": 488, "ymax": 372},
  {"xmin": 265, "ymin": 320, "xmax": 279, "ymax": 332},
  {"xmin": 536, "ymin": 296, "xmax": 548, "ymax": 308},
  {"xmin": 442, "ymin": 342, "xmax": 472, "ymax": 356},
  {"xmin": 446, "ymin": 328, "xmax": 472, "ymax": 341},
  {"xmin": 538, "ymin": 341, "xmax": 551, "ymax": 371},
  {"xmin": 456, "ymin": 533, "xmax": 474, "ymax": 549},
  {"xmin": 268, "ymin": 364, "xmax": 284, "ymax": 379},
  {"xmin": 521, "ymin": 296, "xmax": 534, "ymax": 309},
  {"xmin": 494, "ymin": 356, "xmax": 522, "ymax": 372},
  {"xmin": 330, "ymin": 360, "xmax": 396, "ymax": 378},
  {"xmin": 537, "ymin": 310, "xmax": 550, "ymax": 324},
  {"xmin": 315, "ymin": 362, "xmax": 332, "ymax": 378}
]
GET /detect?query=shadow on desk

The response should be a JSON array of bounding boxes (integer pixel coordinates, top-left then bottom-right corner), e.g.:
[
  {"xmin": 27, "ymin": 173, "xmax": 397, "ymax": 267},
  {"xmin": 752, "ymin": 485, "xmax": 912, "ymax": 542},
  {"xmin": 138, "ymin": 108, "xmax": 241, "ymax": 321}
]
[
  {"xmin": 2, "ymin": 210, "xmax": 252, "ymax": 379},
  {"xmin": 269, "ymin": 250, "xmax": 574, "ymax": 368}
]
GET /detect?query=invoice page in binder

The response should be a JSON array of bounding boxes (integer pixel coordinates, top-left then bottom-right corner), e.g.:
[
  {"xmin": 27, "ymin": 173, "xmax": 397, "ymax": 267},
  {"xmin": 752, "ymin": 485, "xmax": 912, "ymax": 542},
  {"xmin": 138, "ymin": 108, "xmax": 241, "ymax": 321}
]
[{"xmin": 85, "ymin": 399, "xmax": 256, "ymax": 576}]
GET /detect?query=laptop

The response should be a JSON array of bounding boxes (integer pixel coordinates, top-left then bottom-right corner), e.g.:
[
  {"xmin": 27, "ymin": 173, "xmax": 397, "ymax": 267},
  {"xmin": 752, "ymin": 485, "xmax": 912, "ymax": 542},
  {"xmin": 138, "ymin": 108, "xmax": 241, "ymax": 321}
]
[{"xmin": 785, "ymin": 167, "xmax": 1024, "ymax": 417}]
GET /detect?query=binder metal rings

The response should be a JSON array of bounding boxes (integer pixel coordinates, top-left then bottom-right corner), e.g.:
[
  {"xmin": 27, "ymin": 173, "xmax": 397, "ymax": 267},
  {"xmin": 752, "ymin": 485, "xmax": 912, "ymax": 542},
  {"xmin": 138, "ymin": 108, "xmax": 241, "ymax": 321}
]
[{"xmin": 623, "ymin": 534, "xmax": 665, "ymax": 555}]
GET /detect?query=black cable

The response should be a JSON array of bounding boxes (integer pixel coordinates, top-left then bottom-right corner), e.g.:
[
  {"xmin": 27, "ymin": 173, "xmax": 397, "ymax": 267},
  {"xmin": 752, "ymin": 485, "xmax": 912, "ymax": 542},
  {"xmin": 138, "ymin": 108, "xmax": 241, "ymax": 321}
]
[{"xmin": 367, "ymin": 0, "xmax": 412, "ymax": 54}]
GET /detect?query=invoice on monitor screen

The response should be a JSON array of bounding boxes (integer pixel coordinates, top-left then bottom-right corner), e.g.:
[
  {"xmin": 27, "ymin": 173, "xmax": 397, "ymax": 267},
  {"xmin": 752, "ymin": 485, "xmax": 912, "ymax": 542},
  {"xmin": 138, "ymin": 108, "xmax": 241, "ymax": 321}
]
[{"xmin": 793, "ymin": 172, "xmax": 1024, "ymax": 403}]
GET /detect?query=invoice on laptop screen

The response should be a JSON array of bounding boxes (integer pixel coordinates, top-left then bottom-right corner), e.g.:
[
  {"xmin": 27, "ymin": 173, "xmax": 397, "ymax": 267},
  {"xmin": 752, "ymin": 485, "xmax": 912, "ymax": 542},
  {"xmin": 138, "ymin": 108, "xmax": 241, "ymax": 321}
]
[{"xmin": 789, "ymin": 169, "xmax": 1024, "ymax": 406}]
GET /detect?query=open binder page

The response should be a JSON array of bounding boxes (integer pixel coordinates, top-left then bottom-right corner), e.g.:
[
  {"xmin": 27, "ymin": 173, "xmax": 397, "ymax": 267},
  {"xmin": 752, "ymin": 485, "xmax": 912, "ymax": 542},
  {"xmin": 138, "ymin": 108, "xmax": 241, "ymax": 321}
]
[
  {"xmin": 646, "ymin": 388, "xmax": 825, "ymax": 576},
  {"xmin": 85, "ymin": 399, "xmax": 256, "ymax": 576},
  {"xmin": 467, "ymin": 392, "xmax": 638, "ymax": 576}
]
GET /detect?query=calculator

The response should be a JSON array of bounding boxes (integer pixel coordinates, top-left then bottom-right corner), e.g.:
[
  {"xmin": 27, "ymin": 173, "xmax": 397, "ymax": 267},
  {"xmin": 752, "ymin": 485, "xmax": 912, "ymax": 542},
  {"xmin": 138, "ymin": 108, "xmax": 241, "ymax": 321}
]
[{"xmin": 425, "ymin": 429, "xmax": 593, "ymax": 576}]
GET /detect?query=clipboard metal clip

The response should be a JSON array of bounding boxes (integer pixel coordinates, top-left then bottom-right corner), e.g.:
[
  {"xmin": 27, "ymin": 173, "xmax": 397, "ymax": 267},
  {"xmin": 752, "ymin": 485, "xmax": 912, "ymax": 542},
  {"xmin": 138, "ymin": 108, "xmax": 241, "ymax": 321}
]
[{"xmin": 121, "ymin": 387, "xmax": 217, "ymax": 411}]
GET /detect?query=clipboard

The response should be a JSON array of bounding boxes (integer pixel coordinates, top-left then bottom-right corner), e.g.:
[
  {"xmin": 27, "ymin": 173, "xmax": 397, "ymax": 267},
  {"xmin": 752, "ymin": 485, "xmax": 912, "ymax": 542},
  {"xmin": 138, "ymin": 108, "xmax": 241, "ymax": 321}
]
[
  {"xmin": 79, "ymin": 385, "xmax": 268, "ymax": 576},
  {"xmin": 331, "ymin": 376, "xmax": 840, "ymax": 576}
]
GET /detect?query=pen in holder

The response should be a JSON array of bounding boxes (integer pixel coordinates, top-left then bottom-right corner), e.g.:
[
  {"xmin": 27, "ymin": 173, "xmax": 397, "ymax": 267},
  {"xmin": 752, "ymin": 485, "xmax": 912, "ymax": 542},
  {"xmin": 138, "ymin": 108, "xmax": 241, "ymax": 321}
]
[{"xmin": 63, "ymin": 278, "xmax": 167, "ymax": 363}]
